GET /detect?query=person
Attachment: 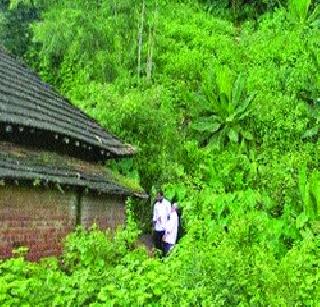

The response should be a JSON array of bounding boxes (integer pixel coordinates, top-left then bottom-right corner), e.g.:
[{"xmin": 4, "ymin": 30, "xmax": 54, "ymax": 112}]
[
  {"xmin": 170, "ymin": 197, "xmax": 183, "ymax": 242},
  {"xmin": 152, "ymin": 191, "xmax": 171, "ymax": 254},
  {"xmin": 163, "ymin": 203, "xmax": 178, "ymax": 256}
]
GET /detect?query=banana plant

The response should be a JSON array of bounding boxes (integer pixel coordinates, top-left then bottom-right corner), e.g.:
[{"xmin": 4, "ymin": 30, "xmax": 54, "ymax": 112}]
[{"xmin": 192, "ymin": 67, "xmax": 254, "ymax": 150}]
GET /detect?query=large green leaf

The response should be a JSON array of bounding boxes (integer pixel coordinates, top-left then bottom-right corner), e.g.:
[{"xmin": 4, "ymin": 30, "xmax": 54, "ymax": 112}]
[
  {"xmin": 302, "ymin": 126, "xmax": 318, "ymax": 139},
  {"xmin": 310, "ymin": 171, "xmax": 320, "ymax": 217},
  {"xmin": 235, "ymin": 95, "xmax": 252, "ymax": 117},
  {"xmin": 192, "ymin": 116, "xmax": 221, "ymax": 133},
  {"xmin": 298, "ymin": 166, "xmax": 315, "ymax": 219},
  {"xmin": 225, "ymin": 114, "xmax": 235, "ymax": 123},
  {"xmin": 216, "ymin": 66, "xmax": 233, "ymax": 100},
  {"xmin": 303, "ymin": 181, "xmax": 314, "ymax": 218},
  {"xmin": 229, "ymin": 129, "xmax": 239, "ymax": 143},
  {"xmin": 218, "ymin": 93, "xmax": 230, "ymax": 109},
  {"xmin": 231, "ymin": 73, "xmax": 245, "ymax": 107},
  {"xmin": 296, "ymin": 212, "xmax": 309, "ymax": 228},
  {"xmin": 298, "ymin": 166, "xmax": 307, "ymax": 202},
  {"xmin": 207, "ymin": 133, "xmax": 222, "ymax": 151},
  {"xmin": 193, "ymin": 93, "xmax": 215, "ymax": 113},
  {"xmin": 238, "ymin": 110, "xmax": 250, "ymax": 120},
  {"xmin": 241, "ymin": 130, "xmax": 254, "ymax": 140}
]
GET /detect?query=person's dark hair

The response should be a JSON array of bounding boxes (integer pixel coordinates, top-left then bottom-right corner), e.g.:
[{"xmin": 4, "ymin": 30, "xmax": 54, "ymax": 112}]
[
  {"xmin": 171, "ymin": 196, "xmax": 177, "ymax": 204},
  {"xmin": 158, "ymin": 190, "xmax": 164, "ymax": 196}
]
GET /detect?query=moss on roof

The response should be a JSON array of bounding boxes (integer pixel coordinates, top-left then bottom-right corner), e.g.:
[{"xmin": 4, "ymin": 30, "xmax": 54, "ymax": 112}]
[{"xmin": 0, "ymin": 141, "xmax": 146, "ymax": 198}]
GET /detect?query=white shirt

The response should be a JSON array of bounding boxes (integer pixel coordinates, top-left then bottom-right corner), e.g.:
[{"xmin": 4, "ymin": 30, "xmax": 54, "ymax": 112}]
[
  {"xmin": 153, "ymin": 199, "xmax": 171, "ymax": 231},
  {"xmin": 165, "ymin": 211, "xmax": 178, "ymax": 245}
]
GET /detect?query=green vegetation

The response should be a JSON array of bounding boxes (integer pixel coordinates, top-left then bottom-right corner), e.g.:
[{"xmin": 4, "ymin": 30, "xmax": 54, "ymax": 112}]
[
  {"xmin": 1, "ymin": 0, "xmax": 320, "ymax": 305},
  {"xmin": 192, "ymin": 70, "xmax": 254, "ymax": 150}
]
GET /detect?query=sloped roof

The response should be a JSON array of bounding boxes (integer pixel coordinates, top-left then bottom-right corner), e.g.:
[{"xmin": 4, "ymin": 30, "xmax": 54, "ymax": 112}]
[
  {"xmin": 0, "ymin": 48, "xmax": 135, "ymax": 157},
  {"xmin": 0, "ymin": 141, "xmax": 146, "ymax": 198}
]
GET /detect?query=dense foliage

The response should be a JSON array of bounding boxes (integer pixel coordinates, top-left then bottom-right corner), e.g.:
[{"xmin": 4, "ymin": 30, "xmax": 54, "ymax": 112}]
[{"xmin": 1, "ymin": 0, "xmax": 320, "ymax": 305}]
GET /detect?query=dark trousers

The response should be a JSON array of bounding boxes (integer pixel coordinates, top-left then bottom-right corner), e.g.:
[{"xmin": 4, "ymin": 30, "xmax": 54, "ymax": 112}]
[
  {"xmin": 154, "ymin": 230, "xmax": 165, "ymax": 252},
  {"xmin": 164, "ymin": 242, "xmax": 174, "ymax": 256}
]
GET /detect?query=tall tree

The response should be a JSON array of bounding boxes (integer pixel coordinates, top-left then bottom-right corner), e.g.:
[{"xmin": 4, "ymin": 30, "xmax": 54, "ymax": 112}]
[{"xmin": 0, "ymin": 0, "xmax": 39, "ymax": 56}]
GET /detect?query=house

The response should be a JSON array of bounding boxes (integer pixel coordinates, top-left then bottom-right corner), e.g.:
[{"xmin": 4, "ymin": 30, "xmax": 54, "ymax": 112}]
[{"xmin": 0, "ymin": 48, "xmax": 145, "ymax": 260}]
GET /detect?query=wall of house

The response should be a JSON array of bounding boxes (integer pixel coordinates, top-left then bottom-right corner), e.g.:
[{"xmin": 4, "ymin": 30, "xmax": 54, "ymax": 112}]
[
  {"xmin": 0, "ymin": 185, "xmax": 77, "ymax": 261},
  {"xmin": 81, "ymin": 193, "xmax": 126, "ymax": 230},
  {"xmin": 0, "ymin": 185, "xmax": 126, "ymax": 261}
]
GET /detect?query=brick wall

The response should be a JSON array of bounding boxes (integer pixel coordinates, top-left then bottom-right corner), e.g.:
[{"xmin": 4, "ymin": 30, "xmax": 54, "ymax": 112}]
[
  {"xmin": 0, "ymin": 185, "xmax": 127, "ymax": 261},
  {"xmin": 0, "ymin": 185, "xmax": 77, "ymax": 261},
  {"xmin": 81, "ymin": 193, "xmax": 126, "ymax": 231}
]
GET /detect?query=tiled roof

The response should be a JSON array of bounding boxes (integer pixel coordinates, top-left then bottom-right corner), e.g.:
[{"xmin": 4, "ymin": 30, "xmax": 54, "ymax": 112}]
[
  {"xmin": 0, "ymin": 48, "xmax": 135, "ymax": 157},
  {"xmin": 0, "ymin": 141, "xmax": 146, "ymax": 198}
]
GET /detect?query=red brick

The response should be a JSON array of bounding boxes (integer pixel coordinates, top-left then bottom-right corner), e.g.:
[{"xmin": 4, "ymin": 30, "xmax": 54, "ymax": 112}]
[{"xmin": 0, "ymin": 186, "xmax": 126, "ymax": 261}]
